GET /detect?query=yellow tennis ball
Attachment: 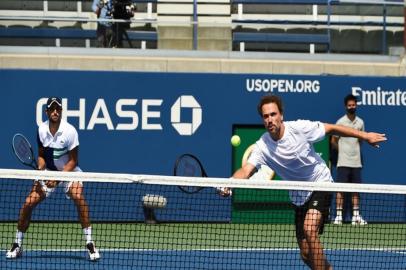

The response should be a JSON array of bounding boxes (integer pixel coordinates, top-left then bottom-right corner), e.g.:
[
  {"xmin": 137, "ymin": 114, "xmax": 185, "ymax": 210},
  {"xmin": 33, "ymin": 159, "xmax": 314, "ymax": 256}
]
[{"xmin": 231, "ymin": 135, "xmax": 241, "ymax": 147}]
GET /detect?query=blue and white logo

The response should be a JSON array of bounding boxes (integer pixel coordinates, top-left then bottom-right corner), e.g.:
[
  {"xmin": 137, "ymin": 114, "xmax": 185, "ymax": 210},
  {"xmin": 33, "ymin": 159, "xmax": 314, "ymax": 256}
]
[
  {"xmin": 171, "ymin": 95, "xmax": 202, "ymax": 136},
  {"xmin": 36, "ymin": 95, "xmax": 202, "ymax": 136}
]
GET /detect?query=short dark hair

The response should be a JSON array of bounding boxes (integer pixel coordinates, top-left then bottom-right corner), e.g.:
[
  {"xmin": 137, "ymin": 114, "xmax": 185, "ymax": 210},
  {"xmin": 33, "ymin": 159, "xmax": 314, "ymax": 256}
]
[
  {"xmin": 257, "ymin": 95, "xmax": 284, "ymax": 116},
  {"xmin": 344, "ymin": 94, "xmax": 357, "ymax": 105}
]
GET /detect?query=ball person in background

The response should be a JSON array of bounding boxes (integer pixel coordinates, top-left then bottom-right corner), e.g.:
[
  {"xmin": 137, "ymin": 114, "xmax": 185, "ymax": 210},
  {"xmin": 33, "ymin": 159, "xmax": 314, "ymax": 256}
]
[
  {"xmin": 221, "ymin": 95, "xmax": 386, "ymax": 270},
  {"xmin": 332, "ymin": 94, "xmax": 367, "ymax": 226},
  {"xmin": 6, "ymin": 97, "xmax": 100, "ymax": 261}
]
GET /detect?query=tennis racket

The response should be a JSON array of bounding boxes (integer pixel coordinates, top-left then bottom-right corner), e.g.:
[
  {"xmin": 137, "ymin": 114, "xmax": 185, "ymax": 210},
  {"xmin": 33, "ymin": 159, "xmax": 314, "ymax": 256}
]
[
  {"xmin": 174, "ymin": 153, "xmax": 208, "ymax": 194},
  {"xmin": 12, "ymin": 133, "xmax": 38, "ymax": 169},
  {"xmin": 12, "ymin": 133, "xmax": 60, "ymax": 195}
]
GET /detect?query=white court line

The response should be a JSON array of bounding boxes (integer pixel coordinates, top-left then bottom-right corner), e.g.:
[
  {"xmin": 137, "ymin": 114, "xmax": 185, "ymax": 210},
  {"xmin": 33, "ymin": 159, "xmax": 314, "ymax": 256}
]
[{"xmin": 1, "ymin": 248, "xmax": 405, "ymax": 252}]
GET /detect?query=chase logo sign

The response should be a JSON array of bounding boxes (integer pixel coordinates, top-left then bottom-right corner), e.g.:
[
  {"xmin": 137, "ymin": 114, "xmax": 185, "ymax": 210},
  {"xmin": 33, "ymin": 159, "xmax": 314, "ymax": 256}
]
[
  {"xmin": 36, "ymin": 95, "xmax": 202, "ymax": 136},
  {"xmin": 171, "ymin": 96, "xmax": 202, "ymax": 136}
]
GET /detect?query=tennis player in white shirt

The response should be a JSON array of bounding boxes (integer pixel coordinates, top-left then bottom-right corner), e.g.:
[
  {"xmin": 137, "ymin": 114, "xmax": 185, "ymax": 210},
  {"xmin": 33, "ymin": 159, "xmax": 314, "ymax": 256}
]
[
  {"xmin": 221, "ymin": 95, "xmax": 386, "ymax": 270},
  {"xmin": 6, "ymin": 97, "xmax": 100, "ymax": 261}
]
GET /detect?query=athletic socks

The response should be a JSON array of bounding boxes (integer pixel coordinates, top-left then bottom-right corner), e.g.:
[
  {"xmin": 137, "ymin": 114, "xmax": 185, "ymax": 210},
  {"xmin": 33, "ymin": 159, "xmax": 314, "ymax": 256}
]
[
  {"xmin": 336, "ymin": 208, "xmax": 343, "ymax": 218},
  {"xmin": 83, "ymin": 227, "xmax": 92, "ymax": 244},
  {"xmin": 15, "ymin": 230, "xmax": 23, "ymax": 246},
  {"xmin": 353, "ymin": 207, "xmax": 360, "ymax": 217}
]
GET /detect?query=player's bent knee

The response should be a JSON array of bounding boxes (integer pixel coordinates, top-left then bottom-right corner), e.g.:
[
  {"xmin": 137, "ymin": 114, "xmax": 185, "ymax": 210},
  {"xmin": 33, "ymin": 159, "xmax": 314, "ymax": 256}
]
[{"xmin": 303, "ymin": 224, "xmax": 317, "ymax": 233}]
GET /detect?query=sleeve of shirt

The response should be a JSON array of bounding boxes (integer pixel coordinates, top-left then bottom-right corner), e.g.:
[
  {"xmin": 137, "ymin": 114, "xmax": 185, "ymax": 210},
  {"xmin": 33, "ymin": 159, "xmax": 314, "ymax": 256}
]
[
  {"xmin": 295, "ymin": 119, "xmax": 325, "ymax": 143},
  {"xmin": 246, "ymin": 143, "xmax": 266, "ymax": 169},
  {"xmin": 68, "ymin": 127, "xmax": 80, "ymax": 151}
]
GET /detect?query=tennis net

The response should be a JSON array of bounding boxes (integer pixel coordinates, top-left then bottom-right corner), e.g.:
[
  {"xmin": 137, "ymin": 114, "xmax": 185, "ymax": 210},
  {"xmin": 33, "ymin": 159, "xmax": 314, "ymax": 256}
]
[{"xmin": 0, "ymin": 168, "xmax": 405, "ymax": 269}]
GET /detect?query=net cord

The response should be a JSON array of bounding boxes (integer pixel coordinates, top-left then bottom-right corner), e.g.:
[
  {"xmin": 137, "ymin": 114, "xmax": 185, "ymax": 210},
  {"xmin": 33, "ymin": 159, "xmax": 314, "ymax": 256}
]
[{"xmin": 0, "ymin": 168, "xmax": 405, "ymax": 195}]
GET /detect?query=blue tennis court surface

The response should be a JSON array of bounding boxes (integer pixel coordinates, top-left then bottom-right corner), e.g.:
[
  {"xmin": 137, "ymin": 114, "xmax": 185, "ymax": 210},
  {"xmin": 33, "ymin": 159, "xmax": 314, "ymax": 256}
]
[{"xmin": 1, "ymin": 249, "xmax": 405, "ymax": 269}]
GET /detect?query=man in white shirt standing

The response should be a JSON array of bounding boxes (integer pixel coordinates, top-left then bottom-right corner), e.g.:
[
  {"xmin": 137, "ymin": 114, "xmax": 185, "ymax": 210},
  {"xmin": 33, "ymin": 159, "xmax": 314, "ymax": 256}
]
[
  {"xmin": 221, "ymin": 95, "xmax": 386, "ymax": 270},
  {"xmin": 6, "ymin": 97, "xmax": 100, "ymax": 261},
  {"xmin": 332, "ymin": 94, "xmax": 367, "ymax": 226}
]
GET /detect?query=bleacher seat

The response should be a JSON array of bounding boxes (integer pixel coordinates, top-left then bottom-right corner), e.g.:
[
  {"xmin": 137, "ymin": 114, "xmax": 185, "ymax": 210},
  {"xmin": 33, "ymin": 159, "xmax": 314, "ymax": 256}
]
[
  {"xmin": 0, "ymin": 0, "xmax": 158, "ymax": 48},
  {"xmin": 231, "ymin": 0, "xmax": 332, "ymax": 53},
  {"xmin": 391, "ymin": 30, "xmax": 403, "ymax": 47},
  {"xmin": 0, "ymin": 0, "xmax": 404, "ymax": 53},
  {"xmin": 364, "ymin": 29, "xmax": 385, "ymax": 54},
  {"xmin": 336, "ymin": 29, "xmax": 365, "ymax": 53}
]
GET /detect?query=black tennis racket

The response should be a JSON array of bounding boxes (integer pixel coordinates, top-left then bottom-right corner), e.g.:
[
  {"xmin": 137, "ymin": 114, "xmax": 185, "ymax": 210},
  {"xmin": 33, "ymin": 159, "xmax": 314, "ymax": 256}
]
[
  {"xmin": 174, "ymin": 153, "xmax": 208, "ymax": 194},
  {"xmin": 12, "ymin": 133, "xmax": 38, "ymax": 169}
]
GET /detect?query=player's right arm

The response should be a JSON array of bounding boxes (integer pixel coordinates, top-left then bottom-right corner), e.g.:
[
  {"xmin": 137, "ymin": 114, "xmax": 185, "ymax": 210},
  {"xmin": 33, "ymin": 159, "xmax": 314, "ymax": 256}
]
[
  {"xmin": 219, "ymin": 163, "xmax": 256, "ymax": 197},
  {"xmin": 232, "ymin": 163, "xmax": 256, "ymax": 179}
]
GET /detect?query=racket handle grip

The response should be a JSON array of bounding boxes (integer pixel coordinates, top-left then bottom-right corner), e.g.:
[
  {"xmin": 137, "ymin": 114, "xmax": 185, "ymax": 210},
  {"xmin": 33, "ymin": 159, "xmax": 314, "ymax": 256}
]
[
  {"xmin": 36, "ymin": 180, "xmax": 55, "ymax": 198},
  {"xmin": 216, "ymin": 187, "xmax": 232, "ymax": 197}
]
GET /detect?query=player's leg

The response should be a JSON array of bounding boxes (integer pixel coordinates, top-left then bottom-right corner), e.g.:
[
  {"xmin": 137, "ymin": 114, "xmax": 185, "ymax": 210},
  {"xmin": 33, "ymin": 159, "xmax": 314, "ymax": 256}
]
[
  {"xmin": 295, "ymin": 206, "xmax": 312, "ymax": 268},
  {"xmin": 6, "ymin": 182, "xmax": 46, "ymax": 259},
  {"xmin": 18, "ymin": 181, "xmax": 47, "ymax": 232},
  {"xmin": 302, "ymin": 192, "xmax": 332, "ymax": 270},
  {"xmin": 67, "ymin": 181, "xmax": 100, "ymax": 261},
  {"xmin": 68, "ymin": 182, "xmax": 90, "ymax": 227},
  {"xmin": 296, "ymin": 208, "xmax": 331, "ymax": 269},
  {"xmin": 303, "ymin": 209, "xmax": 331, "ymax": 270}
]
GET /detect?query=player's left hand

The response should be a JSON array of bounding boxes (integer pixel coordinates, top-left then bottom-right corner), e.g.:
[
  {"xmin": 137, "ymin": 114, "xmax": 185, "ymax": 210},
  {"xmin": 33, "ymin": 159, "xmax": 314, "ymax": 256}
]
[
  {"xmin": 365, "ymin": 132, "xmax": 387, "ymax": 148},
  {"xmin": 45, "ymin": 180, "xmax": 59, "ymax": 188}
]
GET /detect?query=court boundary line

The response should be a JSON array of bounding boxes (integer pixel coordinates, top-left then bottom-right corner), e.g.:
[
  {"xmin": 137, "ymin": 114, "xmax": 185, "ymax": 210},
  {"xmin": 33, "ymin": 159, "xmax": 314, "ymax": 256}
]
[{"xmin": 1, "ymin": 247, "xmax": 405, "ymax": 252}]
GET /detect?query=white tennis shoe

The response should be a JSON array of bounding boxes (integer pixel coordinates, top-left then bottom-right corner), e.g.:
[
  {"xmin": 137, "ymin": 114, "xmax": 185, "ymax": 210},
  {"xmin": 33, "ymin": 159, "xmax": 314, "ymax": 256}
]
[
  {"xmin": 86, "ymin": 242, "xmax": 100, "ymax": 261},
  {"xmin": 352, "ymin": 215, "xmax": 367, "ymax": 226},
  {"xmin": 6, "ymin": 243, "xmax": 22, "ymax": 259},
  {"xmin": 333, "ymin": 216, "xmax": 343, "ymax": 225}
]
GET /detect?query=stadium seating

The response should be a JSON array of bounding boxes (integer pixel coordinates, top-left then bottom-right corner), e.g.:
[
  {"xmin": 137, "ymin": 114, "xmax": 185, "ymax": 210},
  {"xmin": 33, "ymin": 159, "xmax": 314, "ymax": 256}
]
[
  {"xmin": 157, "ymin": 0, "xmax": 231, "ymax": 50},
  {"xmin": 0, "ymin": 0, "xmax": 158, "ymax": 48},
  {"xmin": 0, "ymin": 0, "xmax": 403, "ymax": 53},
  {"xmin": 230, "ymin": 0, "xmax": 403, "ymax": 54}
]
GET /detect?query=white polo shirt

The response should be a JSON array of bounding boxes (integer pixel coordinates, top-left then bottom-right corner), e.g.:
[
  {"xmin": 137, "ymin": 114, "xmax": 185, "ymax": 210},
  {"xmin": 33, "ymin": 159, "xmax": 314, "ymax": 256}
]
[
  {"xmin": 37, "ymin": 119, "xmax": 81, "ymax": 172},
  {"xmin": 335, "ymin": 115, "xmax": 364, "ymax": 168},
  {"xmin": 247, "ymin": 120, "xmax": 333, "ymax": 206}
]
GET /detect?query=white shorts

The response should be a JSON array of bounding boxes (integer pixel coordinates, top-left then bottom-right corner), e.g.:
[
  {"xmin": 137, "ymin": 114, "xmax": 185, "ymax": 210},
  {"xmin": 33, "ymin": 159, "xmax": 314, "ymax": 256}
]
[
  {"xmin": 39, "ymin": 167, "xmax": 83, "ymax": 198},
  {"xmin": 37, "ymin": 180, "xmax": 83, "ymax": 198}
]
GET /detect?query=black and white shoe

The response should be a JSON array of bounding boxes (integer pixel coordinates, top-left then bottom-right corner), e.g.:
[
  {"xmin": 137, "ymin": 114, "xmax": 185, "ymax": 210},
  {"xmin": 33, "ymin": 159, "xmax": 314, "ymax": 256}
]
[
  {"xmin": 86, "ymin": 242, "xmax": 100, "ymax": 261},
  {"xmin": 6, "ymin": 243, "xmax": 22, "ymax": 259}
]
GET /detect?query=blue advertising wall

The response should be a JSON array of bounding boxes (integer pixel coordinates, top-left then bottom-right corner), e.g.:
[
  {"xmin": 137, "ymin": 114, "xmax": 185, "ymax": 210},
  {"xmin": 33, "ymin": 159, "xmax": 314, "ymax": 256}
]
[{"xmin": 0, "ymin": 69, "xmax": 405, "ymax": 222}]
